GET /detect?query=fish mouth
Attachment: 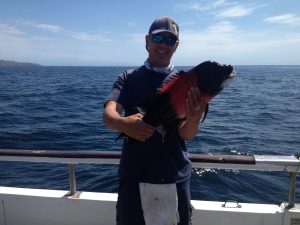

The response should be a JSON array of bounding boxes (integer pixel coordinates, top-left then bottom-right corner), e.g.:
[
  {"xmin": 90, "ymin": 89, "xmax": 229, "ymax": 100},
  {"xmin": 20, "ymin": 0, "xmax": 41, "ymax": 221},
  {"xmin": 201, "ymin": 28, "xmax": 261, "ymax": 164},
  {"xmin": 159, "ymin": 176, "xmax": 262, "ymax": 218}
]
[
  {"xmin": 221, "ymin": 70, "xmax": 236, "ymax": 88},
  {"xmin": 229, "ymin": 70, "xmax": 236, "ymax": 78}
]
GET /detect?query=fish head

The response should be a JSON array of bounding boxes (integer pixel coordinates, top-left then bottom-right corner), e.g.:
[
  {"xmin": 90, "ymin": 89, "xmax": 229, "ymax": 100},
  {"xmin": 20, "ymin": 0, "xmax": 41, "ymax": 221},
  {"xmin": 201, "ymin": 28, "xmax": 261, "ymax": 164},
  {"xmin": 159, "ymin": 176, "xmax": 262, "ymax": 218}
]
[{"xmin": 193, "ymin": 61, "xmax": 236, "ymax": 96}]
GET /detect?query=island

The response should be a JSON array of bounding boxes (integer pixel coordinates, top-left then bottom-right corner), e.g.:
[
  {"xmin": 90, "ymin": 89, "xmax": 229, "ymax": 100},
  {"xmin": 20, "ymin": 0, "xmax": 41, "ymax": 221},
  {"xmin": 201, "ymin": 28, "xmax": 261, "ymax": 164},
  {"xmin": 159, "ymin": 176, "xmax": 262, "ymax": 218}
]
[{"xmin": 0, "ymin": 60, "xmax": 42, "ymax": 67}]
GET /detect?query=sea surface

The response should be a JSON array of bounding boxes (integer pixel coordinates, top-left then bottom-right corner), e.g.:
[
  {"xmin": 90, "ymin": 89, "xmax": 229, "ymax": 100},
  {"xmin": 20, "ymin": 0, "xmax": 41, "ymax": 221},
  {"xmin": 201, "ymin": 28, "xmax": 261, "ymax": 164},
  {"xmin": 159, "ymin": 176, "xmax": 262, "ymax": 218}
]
[{"xmin": 0, "ymin": 65, "xmax": 299, "ymax": 205}]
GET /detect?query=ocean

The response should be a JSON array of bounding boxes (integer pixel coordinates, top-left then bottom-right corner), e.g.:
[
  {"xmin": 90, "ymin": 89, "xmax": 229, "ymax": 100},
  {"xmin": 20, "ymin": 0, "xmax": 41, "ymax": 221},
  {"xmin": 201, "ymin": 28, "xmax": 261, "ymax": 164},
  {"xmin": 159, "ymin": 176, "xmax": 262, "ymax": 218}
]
[{"xmin": 0, "ymin": 65, "xmax": 299, "ymax": 204}]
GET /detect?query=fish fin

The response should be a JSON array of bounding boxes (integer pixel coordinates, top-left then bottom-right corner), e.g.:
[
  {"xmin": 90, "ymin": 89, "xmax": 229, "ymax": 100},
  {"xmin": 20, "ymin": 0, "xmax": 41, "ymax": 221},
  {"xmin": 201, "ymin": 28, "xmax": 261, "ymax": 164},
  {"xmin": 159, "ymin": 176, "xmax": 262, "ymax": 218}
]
[
  {"xmin": 201, "ymin": 103, "xmax": 209, "ymax": 123},
  {"xmin": 136, "ymin": 106, "xmax": 146, "ymax": 115},
  {"xmin": 162, "ymin": 118, "xmax": 186, "ymax": 139},
  {"xmin": 158, "ymin": 71, "xmax": 184, "ymax": 94},
  {"xmin": 141, "ymin": 93, "xmax": 176, "ymax": 126}
]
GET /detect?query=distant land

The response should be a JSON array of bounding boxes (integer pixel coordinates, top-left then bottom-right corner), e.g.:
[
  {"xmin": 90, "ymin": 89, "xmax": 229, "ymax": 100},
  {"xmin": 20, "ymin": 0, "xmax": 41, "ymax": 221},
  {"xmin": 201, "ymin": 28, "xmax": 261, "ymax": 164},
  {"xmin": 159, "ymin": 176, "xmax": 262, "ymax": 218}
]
[{"xmin": 0, "ymin": 60, "xmax": 42, "ymax": 67}]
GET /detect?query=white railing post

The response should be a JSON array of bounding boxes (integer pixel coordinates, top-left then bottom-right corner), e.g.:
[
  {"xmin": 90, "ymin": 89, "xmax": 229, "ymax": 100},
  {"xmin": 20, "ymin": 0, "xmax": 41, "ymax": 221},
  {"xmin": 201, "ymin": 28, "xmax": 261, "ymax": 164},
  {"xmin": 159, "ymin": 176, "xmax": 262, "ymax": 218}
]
[
  {"xmin": 68, "ymin": 164, "xmax": 77, "ymax": 195},
  {"xmin": 287, "ymin": 171, "xmax": 297, "ymax": 208}
]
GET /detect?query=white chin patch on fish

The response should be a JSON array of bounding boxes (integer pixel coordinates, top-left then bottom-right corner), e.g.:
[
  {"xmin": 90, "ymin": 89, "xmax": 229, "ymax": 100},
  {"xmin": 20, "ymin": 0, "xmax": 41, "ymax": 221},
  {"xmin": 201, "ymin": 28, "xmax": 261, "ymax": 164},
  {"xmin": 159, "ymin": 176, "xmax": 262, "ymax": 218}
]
[{"xmin": 221, "ymin": 72, "xmax": 236, "ymax": 88}]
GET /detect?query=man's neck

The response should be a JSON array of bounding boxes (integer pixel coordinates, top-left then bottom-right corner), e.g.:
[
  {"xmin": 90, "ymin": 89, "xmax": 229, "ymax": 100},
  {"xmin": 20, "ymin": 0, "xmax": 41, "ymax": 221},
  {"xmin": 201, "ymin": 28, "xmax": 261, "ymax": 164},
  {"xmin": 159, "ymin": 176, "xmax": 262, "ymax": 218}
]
[{"xmin": 144, "ymin": 59, "xmax": 174, "ymax": 74}]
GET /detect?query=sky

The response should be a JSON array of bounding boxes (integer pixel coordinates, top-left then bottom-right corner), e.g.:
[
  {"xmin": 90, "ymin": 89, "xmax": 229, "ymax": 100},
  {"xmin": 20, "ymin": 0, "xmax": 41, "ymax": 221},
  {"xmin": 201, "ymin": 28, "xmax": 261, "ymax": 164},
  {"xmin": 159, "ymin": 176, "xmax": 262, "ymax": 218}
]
[{"xmin": 1, "ymin": 0, "xmax": 300, "ymax": 66}]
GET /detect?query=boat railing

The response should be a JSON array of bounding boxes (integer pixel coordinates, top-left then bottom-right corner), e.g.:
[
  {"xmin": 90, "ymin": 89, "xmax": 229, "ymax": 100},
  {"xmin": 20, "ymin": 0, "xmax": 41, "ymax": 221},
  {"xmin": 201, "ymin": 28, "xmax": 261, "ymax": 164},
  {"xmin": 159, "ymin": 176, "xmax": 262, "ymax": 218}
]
[{"xmin": 0, "ymin": 149, "xmax": 299, "ymax": 208}]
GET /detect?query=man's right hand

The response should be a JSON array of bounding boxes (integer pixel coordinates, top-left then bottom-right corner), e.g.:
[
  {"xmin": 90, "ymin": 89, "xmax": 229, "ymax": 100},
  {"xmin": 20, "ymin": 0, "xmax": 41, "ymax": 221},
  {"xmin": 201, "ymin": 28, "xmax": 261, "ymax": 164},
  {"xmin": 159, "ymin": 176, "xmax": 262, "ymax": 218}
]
[
  {"xmin": 103, "ymin": 101, "xmax": 155, "ymax": 142},
  {"xmin": 121, "ymin": 113, "xmax": 155, "ymax": 142}
]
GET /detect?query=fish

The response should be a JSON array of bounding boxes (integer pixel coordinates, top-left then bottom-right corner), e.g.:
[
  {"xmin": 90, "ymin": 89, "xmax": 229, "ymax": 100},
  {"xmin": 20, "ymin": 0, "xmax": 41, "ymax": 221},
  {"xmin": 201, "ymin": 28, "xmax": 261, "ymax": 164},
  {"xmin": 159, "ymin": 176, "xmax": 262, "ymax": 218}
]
[{"xmin": 117, "ymin": 60, "xmax": 236, "ymax": 141}]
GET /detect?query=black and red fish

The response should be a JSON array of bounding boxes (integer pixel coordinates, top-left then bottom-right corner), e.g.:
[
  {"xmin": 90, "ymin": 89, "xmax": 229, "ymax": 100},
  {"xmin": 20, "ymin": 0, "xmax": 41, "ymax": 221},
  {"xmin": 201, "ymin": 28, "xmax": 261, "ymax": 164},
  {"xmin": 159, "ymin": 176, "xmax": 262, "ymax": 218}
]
[{"xmin": 117, "ymin": 60, "xmax": 236, "ymax": 140}]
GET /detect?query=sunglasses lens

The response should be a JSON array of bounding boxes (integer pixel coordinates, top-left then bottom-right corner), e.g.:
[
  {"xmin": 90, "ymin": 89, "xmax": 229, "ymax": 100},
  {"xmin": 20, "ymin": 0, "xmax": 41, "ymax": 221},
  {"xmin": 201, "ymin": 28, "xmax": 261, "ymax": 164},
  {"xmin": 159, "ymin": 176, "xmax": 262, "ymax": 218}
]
[
  {"xmin": 151, "ymin": 34, "xmax": 177, "ymax": 46},
  {"xmin": 152, "ymin": 34, "xmax": 164, "ymax": 44},
  {"xmin": 165, "ymin": 37, "xmax": 177, "ymax": 46}
]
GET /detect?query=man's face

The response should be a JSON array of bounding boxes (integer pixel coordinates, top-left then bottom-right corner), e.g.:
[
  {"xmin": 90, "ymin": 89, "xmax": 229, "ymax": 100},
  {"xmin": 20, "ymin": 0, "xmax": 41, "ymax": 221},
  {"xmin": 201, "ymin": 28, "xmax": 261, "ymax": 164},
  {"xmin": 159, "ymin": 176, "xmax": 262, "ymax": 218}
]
[{"xmin": 146, "ymin": 32, "xmax": 179, "ymax": 67}]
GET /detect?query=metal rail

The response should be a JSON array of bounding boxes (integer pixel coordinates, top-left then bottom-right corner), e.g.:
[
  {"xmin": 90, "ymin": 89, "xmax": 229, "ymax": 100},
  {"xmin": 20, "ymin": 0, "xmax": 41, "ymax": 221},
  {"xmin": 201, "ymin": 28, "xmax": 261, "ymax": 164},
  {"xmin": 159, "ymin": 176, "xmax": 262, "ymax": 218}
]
[{"xmin": 0, "ymin": 149, "xmax": 299, "ymax": 207}]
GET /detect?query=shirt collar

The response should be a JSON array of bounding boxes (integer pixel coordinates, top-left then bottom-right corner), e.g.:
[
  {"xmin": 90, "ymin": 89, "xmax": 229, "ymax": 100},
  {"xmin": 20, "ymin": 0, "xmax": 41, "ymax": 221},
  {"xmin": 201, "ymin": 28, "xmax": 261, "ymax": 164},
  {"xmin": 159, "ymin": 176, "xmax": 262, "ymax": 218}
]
[{"xmin": 144, "ymin": 59, "xmax": 174, "ymax": 74}]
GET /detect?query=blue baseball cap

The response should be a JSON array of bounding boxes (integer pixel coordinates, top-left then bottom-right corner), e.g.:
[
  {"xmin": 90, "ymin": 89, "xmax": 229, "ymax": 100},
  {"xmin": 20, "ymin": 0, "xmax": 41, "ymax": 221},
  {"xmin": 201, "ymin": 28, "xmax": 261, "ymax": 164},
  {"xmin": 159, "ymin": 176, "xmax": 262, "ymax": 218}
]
[{"xmin": 148, "ymin": 16, "xmax": 179, "ymax": 40}]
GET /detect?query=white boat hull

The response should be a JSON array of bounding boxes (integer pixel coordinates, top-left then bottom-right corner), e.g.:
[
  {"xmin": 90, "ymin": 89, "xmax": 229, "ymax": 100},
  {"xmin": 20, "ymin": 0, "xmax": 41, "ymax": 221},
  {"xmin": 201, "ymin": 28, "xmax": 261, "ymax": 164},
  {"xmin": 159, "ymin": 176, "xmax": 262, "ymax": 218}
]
[{"xmin": 1, "ymin": 186, "xmax": 300, "ymax": 225}]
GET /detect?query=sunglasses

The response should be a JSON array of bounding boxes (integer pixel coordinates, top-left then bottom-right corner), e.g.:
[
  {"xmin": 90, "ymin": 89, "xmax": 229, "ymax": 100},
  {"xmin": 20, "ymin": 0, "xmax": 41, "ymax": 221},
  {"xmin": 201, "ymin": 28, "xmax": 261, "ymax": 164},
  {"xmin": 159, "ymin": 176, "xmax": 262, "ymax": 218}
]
[{"xmin": 151, "ymin": 34, "xmax": 178, "ymax": 47}]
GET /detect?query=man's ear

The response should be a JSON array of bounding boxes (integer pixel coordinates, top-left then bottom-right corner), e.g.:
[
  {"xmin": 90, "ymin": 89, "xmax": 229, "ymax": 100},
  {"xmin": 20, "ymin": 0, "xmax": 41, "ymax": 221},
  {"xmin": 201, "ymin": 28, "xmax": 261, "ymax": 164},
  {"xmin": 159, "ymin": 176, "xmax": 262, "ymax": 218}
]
[
  {"xmin": 174, "ymin": 41, "xmax": 179, "ymax": 52},
  {"xmin": 145, "ymin": 35, "xmax": 150, "ymax": 51}
]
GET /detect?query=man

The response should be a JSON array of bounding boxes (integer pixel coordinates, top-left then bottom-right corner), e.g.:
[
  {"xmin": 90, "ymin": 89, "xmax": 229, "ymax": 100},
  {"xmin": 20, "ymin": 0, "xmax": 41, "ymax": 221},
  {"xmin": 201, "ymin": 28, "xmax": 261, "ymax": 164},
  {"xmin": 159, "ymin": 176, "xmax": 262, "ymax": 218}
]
[{"xmin": 103, "ymin": 16, "xmax": 205, "ymax": 225}]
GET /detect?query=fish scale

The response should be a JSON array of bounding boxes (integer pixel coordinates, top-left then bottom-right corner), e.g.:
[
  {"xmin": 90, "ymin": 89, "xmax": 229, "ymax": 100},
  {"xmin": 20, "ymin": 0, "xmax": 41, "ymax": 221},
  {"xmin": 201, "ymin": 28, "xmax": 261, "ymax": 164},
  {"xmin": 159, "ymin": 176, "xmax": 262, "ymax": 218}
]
[{"xmin": 160, "ymin": 71, "xmax": 198, "ymax": 116}]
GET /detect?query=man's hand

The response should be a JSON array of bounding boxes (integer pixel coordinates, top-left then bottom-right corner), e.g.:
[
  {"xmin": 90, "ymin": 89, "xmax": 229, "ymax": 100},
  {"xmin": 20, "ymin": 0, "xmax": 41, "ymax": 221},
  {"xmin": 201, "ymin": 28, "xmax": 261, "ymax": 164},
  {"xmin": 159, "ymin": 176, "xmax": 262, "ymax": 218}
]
[
  {"xmin": 185, "ymin": 87, "xmax": 206, "ymax": 122},
  {"xmin": 121, "ymin": 113, "xmax": 155, "ymax": 142},
  {"xmin": 103, "ymin": 101, "xmax": 155, "ymax": 142},
  {"xmin": 178, "ymin": 87, "xmax": 206, "ymax": 140}
]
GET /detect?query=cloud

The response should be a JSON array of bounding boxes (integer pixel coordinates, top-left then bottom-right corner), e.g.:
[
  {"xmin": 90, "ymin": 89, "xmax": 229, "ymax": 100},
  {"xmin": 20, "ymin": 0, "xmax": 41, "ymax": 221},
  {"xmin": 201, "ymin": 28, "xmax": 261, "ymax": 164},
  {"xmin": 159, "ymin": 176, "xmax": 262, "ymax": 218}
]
[
  {"xmin": 127, "ymin": 22, "xmax": 136, "ymax": 27},
  {"xmin": 68, "ymin": 31, "xmax": 112, "ymax": 42},
  {"xmin": 33, "ymin": 23, "xmax": 62, "ymax": 33},
  {"xmin": 7, "ymin": 19, "xmax": 113, "ymax": 43},
  {"xmin": 178, "ymin": 21, "xmax": 237, "ymax": 59},
  {"xmin": 264, "ymin": 13, "xmax": 300, "ymax": 26},
  {"xmin": 176, "ymin": 20, "xmax": 300, "ymax": 65},
  {"xmin": 207, "ymin": 21, "xmax": 237, "ymax": 33},
  {"xmin": 175, "ymin": 0, "xmax": 227, "ymax": 12},
  {"xmin": 175, "ymin": 1, "xmax": 265, "ymax": 20},
  {"xmin": 0, "ymin": 23, "xmax": 24, "ymax": 35},
  {"xmin": 31, "ymin": 35, "xmax": 56, "ymax": 41},
  {"xmin": 20, "ymin": 20, "xmax": 62, "ymax": 33},
  {"xmin": 216, "ymin": 5, "xmax": 256, "ymax": 17}
]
